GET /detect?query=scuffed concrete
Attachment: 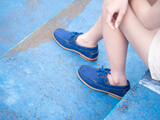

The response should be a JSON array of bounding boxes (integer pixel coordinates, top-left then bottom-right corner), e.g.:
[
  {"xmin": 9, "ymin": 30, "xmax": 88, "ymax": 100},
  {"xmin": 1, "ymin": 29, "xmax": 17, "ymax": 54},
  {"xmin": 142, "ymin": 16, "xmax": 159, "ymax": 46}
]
[
  {"xmin": 106, "ymin": 84, "xmax": 160, "ymax": 120},
  {"xmin": 0, "ymin": 0, "xmax": 75, "ymax": 57},
  {"xmin": 106, "ymin": 71, "xmax": 160, "ymax": 120},
  {"xmin": 5, "ymin": 0, "xmax": 91, "ymax": 57},
  {"xmin": 0, "ymin": 40, "xmax": 119, "ymax": 119}
]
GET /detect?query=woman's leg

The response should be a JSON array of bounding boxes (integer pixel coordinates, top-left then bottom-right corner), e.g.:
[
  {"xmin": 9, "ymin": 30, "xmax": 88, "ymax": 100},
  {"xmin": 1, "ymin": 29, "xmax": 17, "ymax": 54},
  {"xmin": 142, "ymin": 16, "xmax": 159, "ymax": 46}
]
[
  {"xmin": 120, "ymin": 5, "xmax": 157, "ymax": 67},
  {"xmin": 101, "ymin": 3, "xmax": 158, "ymax": 86},
  {"xmin": 77, "ymin": 10, "xmax": 129, "ymax": 86},
  {"xmin": 130, "ymin": 0, "xmax": 151, "ymax": 29},
  {"xmin": 77, "ymin": 1, "xmax": 158, "ymax": 86},
  {"xmin": 77, "ymin": 4, "xmax": 129, "ymax": 86},
  {"xmin": 101, "ymin": 9, "xmax": 128, "ymax": 86},
  {"xmin": 76, "ymin": 15, "xmax": 103, "ymax": 48},
  {"xmin": 130, "ymin": 0, "xmax": 160, "ymax": 30}
]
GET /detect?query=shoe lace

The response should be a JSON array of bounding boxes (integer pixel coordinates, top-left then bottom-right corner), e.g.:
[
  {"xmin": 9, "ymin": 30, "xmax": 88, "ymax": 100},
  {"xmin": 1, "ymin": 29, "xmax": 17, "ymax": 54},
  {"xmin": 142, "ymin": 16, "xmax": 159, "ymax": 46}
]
[
  {"xmin": 97, "ymin": 66, "xmax": 111, "ymax": 84},
  {"xmin": 69, "ymin": 32, "xmax": 82, "ymax": 38}
]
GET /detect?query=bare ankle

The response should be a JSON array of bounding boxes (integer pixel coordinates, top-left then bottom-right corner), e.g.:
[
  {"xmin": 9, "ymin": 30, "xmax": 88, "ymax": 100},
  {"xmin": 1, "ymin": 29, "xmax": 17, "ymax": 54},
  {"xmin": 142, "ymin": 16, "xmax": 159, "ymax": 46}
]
[
  {"xmin": 107, "ymin": 74, "xmax": 128, "ymax": 86},
  {"xmin": 76, "ymin": 34, "xmax": 97, "ymax": 48}
]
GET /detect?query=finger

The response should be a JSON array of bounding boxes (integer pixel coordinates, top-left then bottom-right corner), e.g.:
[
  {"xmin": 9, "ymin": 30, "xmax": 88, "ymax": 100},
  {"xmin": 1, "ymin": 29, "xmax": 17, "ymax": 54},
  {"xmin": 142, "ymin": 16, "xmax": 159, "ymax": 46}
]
[
  {"xmin": 107, "ymin": 10, "xmax": 115, "ymax": 30},
  {"xmin": 115, "ymin": 11, "xmax": 125, "ymax": 29}
]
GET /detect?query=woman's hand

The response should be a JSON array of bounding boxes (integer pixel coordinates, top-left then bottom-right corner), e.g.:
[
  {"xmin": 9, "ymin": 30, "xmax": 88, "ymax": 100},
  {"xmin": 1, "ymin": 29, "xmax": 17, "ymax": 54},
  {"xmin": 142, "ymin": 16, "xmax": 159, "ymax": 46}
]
[{"xmin": 102, "ymin": 0, "xmax": 128, "ymax": 29}]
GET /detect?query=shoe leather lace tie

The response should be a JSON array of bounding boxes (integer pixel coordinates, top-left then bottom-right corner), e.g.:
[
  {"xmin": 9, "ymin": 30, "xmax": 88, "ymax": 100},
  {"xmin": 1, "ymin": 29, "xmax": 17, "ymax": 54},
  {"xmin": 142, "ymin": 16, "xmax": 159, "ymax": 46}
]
[{"xmin": 97, "ymin": 66, "xmax": 111, "ymax": 84}]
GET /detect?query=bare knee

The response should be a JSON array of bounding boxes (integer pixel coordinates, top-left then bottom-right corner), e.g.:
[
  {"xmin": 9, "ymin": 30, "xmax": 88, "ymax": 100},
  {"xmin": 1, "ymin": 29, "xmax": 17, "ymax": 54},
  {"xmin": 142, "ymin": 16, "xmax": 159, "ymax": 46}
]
[{"xmin": 129, "ymin": 0, "xmax": 153, "ymax": 30}]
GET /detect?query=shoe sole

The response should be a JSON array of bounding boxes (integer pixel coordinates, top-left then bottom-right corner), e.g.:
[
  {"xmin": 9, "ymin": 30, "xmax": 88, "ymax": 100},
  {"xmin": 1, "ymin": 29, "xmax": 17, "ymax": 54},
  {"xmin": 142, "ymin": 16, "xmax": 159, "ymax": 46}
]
[
  {"xmin": 53, "ymin": 34, "xmax": 98, "ymax": 62},
  {"xmin": 77, "ymin": 72, "xmax": 122, "ymax": 100}
]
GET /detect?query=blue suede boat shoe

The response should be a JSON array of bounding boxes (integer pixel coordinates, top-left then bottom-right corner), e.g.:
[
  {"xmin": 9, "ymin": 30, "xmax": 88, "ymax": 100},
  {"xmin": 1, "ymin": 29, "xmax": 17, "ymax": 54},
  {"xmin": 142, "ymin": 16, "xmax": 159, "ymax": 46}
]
[
  {"xmin": 78, "ymin": 65, "xmax": 130, "ymax": 99},
  {"xmin": 53, "ymin": 28, "xmax": 98, "ymax": 61}
]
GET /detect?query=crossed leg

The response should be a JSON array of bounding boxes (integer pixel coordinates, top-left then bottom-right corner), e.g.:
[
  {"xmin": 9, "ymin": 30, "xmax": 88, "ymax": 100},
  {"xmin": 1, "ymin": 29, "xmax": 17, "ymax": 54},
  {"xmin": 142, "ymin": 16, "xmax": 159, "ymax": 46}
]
[{"xmin": 76, "ymin": 0, "xmax": 158, "ymax": 86}]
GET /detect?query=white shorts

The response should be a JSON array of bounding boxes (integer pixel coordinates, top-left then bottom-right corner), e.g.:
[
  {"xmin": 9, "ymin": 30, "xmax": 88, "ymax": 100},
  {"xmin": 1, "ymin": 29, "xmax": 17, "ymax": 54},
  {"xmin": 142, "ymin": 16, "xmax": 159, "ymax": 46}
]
[{"xmin": 148, "ymin": 31, "xmax": 160, "ymax": 81}]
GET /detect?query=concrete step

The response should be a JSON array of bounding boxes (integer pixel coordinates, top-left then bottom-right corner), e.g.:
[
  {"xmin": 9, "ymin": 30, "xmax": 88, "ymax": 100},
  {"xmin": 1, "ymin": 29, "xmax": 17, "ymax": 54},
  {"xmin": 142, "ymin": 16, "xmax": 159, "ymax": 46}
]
[
  {"xmin": 105, "ymin": 71, "xmax": 160, "ymax": 120},
  {"xmin": 0, "ymin": 0, "xmax": 75, "ymax": 57},
  {"xmin": 0, "ymin": 0, "xmax": 149, "ymax": 119}
]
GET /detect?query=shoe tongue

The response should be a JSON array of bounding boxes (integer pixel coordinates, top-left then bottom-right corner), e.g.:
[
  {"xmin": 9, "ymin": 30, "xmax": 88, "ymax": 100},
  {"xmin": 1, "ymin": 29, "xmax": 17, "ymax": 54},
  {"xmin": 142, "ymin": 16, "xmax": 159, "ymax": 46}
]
[
  {"xmin": 67, "ymin": 33, "xmax": 79, "ymax": 45},
  {"xmin": 69, "ymin": 32, "xmax": 83, "ymax": 39},
  {"xmin": 69, "ymin": 32, "xmax": 79, "ymax": 38}
]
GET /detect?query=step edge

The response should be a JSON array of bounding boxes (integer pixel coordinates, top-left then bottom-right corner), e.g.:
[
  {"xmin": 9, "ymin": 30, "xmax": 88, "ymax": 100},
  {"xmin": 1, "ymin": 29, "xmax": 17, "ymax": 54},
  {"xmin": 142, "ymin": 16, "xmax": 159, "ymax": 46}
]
[
  {"xmin": 0, "ymin": 0, "xmax": 76, "ymax": 59},
  {"xmin": 104, "ymin": 69, "xmax": 149, "ymax": 120}
]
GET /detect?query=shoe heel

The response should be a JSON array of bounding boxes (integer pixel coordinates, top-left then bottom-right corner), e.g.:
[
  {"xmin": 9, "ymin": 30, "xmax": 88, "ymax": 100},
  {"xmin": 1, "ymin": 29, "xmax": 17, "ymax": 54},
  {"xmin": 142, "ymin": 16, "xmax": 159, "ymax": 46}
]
[{"xmin": 109, "ymin": 93, "xmax": 122, "ymax": 100}]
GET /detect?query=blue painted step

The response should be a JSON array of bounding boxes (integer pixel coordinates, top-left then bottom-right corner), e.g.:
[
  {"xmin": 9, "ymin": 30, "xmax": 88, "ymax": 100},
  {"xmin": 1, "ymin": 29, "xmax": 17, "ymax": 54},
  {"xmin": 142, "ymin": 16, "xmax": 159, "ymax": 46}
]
[
  {"xmin": 105, "ymin": 71, "xmax": 160, "ymax": 120},
  {"xmin": 0, "ymin": 0, "xmax": 74, "ymax": 57}
]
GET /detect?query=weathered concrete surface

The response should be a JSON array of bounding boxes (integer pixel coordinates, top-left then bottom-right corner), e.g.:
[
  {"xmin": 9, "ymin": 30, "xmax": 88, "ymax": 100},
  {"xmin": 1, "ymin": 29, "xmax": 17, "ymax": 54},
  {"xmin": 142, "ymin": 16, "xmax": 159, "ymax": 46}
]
[
  {"xmin": 2, "ymin": 0, "xmax": 91, "ymax": 57},
  {"xmin": 0, "ymin": 0, "xmax": 75, "ymax": 57},
  {"xmin": 0, "ymin": 41, "xmax": 120, "ymax": 120},
  {"xmin": 106, "ymin": 71, "xmax": 160, "ymax": 120}
]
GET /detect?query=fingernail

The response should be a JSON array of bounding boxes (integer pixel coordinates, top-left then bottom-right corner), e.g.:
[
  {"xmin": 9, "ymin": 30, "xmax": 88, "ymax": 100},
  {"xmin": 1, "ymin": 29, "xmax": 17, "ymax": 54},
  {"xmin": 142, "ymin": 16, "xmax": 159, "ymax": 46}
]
[
  {"xmin": 112, "ymin": 26, "xmax": 115, "ymax": 30},
  {"xmin": 109, "ymin": 24, "xmax": 114, "ymax": 30},
  {"xmin": 115, "ymin": 23, "xmax": 119, "ymax": 29}
]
